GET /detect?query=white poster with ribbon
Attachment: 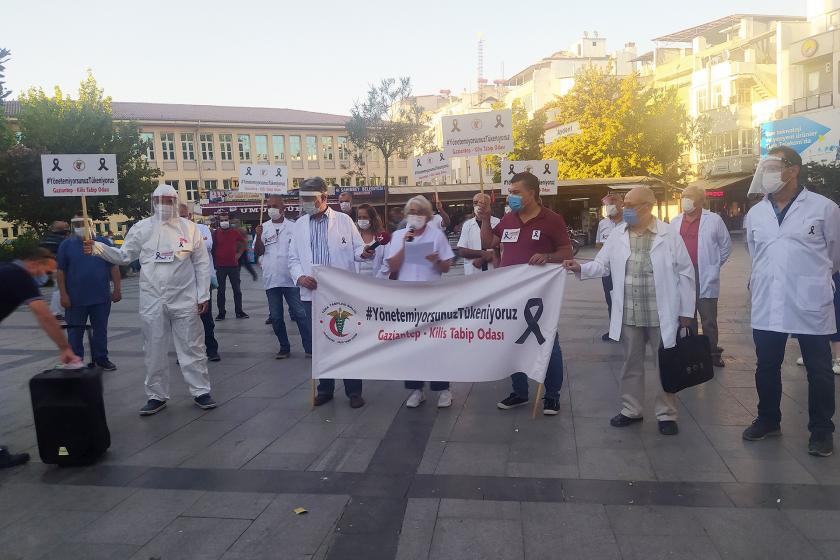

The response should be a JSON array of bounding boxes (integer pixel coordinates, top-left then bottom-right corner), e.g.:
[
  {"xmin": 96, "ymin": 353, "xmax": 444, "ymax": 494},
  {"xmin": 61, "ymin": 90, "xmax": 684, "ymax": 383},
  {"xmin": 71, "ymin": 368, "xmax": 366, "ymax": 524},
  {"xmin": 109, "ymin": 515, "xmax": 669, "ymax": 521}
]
[
  {"xmin": 40, "ymin": 154, "xmax": 118, "ymax": 197},
  {"xmin": 500, "ymin": 159, "xmax": 558, "ymax": 195},
  {"xmin": 311, "ymin": 264, "xmax": 566, "ymax": 382},
  {"xmin": 413, "ymin": 151, "xmax": 449, "ymax": 183},
  {"xmin": 239, "ymin": 164, "xmax": 288, "ymax": 194},
  {"xmin": 442, "ymin": 109, "xmax": 513, "ymax": 158}
]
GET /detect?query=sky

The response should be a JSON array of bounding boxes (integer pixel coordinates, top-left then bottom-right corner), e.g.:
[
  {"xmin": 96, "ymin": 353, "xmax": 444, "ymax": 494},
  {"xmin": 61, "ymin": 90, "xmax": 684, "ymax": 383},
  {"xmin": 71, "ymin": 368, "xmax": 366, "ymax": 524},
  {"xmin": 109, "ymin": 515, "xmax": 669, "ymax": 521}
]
[{"xmin": 2, "ymin": 0, "xmax": 806, "ymax": 116}]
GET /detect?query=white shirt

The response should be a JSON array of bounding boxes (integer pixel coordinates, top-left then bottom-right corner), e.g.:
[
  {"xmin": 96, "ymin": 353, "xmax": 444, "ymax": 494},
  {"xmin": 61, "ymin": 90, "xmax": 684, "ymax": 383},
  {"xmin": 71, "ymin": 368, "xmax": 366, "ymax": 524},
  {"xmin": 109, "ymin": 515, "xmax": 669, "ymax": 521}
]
[
  {"xmin": 596, "ymin": 217, "xmax": 622, "ymax": 244},
  {"xmin": 430, "ymin": 214, "xmax": 444, "ymax": 229},
  {"xmin": 382, "ymin": 226, "xmax": 455, "ymax": 281},
  {"xmin": 457, "ymin": 216, "xmax": 500, "ymax": 276},
  {"xmin": 259, "ymin": 218, "xmax": 296, "ymax": 289}
]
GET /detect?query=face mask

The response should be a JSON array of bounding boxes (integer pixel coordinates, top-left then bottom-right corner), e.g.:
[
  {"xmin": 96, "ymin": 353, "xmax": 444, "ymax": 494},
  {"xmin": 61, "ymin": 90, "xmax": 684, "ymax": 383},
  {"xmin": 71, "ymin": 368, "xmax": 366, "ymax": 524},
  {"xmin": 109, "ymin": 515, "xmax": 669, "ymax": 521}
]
[
  {"xmin": 301, "ymin": 201, "xmax": 318, "ymax": 216},
  {"xmin": 73, "ymin": 227, "xmax": 86, "ymax": 238},
  {"xmin": 507, "ymin": 194, "xmax": 523, "ymax": 212},
  {"xmin": 357, "ymin": 219, "xmax": 370, "ymax": 230},
  {"xmin": 406, "ymin": 215, "xmax": 426, "ymax": 230},
  {"xmin": 623, "ymin": 208, "xmax": 639, "ymax": 226},
  {"xmin": 762, "ymin": 171, "xmax": 785, "ymax": 195},
  {"xmin": 340, "ymin": 202, "xmax": 352, "ymax": 213},
  {"xmin": 35, "ymin": 273, "xmax": 49, "ymax": 287},
  {"xmin": 605, "ymin": 204, "xmax": 618, "ymax": 218},
  {"xmin": 473, "ymin": 206, "xmax": 481, "ymax": 216},
  {"xmin": 681, "ymin": 198, "xmax": 696, "ymax": 213},
  {"xmin": 267, "ymin": 207, "xmax": 281, "ymax": 220},
  {"xmin": 220, "ymin": 221, "xmax": 230, "ymax": 229},
  {"xmin": 156, "ymin": 205, "xmax": 176, "ymax": 220}
]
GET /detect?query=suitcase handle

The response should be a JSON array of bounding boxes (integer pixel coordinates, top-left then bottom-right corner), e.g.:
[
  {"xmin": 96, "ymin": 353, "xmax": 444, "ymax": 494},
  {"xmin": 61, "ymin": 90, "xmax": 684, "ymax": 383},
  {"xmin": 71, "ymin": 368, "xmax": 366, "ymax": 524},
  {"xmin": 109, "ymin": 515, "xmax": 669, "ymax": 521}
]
[{"xmin": 677, "ymin": 326, "xmax": 696, "ymax": 340}]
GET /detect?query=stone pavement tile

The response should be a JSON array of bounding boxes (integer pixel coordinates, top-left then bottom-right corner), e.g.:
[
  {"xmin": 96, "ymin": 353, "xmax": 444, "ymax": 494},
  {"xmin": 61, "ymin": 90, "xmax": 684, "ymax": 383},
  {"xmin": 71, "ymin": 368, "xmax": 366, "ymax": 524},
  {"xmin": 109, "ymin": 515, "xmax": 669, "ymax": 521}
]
[
  {"xmin": 506, "ymin": 438, "xmax": 579, "ymax": 478},
  {"xmin": 0, "ymin": 509, "xmax": 102, "ymax": 560},
  {"xmin": 221, "ymin": 493, "xmax": 348, "ymax": 560},
  {"xmin": 196, "ymin": 396, "xmax": 276, "ymax": 424},
  {"xmin": 521, "ymin": 502, "xmax": 620, "ymax": 560},
  {"xmin": 506, "ymin": 461, "xmax": 580, "ymax": 478},
  {"xmin": 184, "ymin": 491, "xmax": 277, "ymax": 520},
  {"xmin": 694, "ymin": 507, "xmax": 824, "ymax": 560},
  {"xmin": 180, "ymin": 433, "xmax": 276, "ymax": 469},
  {"xmin": 416, "ymin": 440, "xmax": 446, "ymax": 475},
  {"xmin": 783, "ymin": 509, "xmax": 840, "ymax": 541},
  {"xmin": 262, "ymin": 420, "xmax": 349, "ymax": 455},
  {"xmin": 119, "ymin": 420, "xmax": 239, "ymax": 467},
  {"xmin": 795, "ymin": 454, "xmax": 840, "ymax": 485},
  {"xmin": 438, "ymin": 498, "xmax": 521, "ymax": 520},
  {"xmin": 129, "ymin": 516, "xmax": 252, "ymax": 560},
  {"xmin": 429, "ymin": 518, "xmax": 524, "ymax": 560},
  {"xmin": 678, "ymin": 389, "xmax": 755, "ymax": 427},
  {"xmin": 572, "ymin": 416, "xmax": 645, "ymax": 449},
  {"xmin": 33, "ymin": 483, "xmax": 138, "ymax": 512},
  {"xmin": 71, "ymin": 488, "xmax": 205, "ymax": 545},
  {"xmin": 395, "ymin": 498, "xmax": 440, "ymax": 560},
  {"xmin": 606, "ymin": 505, "xmax": 707, "ymax": 536},
  {"xmin": 563, "ymin": 479, "xmax": 732, "ymax": 508},
  {"xmin": 722, "ymin": 482, "xmax": 840, "ymax": 510},
  {"xmin": 306, "ymin": 437, "xmax": 380, "ymax": 473},
  {"xmin": 448, "ymin": 413, "xmax": 517, "ymax": 444},
  {"xmin": 435, "ymin": 442, "xmax": 509, "ymax": 476},
  {"xmin": 578, "ymin": 446, "xmax": 656, "ymax": 481},
  {"xmin": 644, "ymin": 446, "xmax": 735, "ymax": 483},
  {"xmin": 38, "ymin": 542, "xmax": 140, "ymax": 560},
  {"xmin": 717, "ymin": 448, "xmax": 819, "ymax": 484},
  {"xmin": 616, "ymin": 534, "xmax": 722, "ymax": 560},
  {"xmin": 243, "ymin": 451, "xmax": 318, "ymax": 471},
  {"xmin": 813, "ymin": 541, "xmax": 840, "ymax": 559}
]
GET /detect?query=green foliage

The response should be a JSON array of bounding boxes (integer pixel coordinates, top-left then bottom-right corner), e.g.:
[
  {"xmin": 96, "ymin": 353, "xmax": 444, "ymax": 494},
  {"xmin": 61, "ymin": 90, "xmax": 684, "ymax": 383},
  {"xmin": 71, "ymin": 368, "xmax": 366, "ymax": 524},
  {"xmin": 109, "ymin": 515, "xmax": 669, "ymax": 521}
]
[
  {"xmin": 0, "ymin": 47, "xmax": 13, "ymax": 150},
  {"xmin": 804, "ymin": 162, "xmax": 840, "ymax": 205},
  {"xmin": 541, "ymin": 66, "xmax": 694, "ymax": 184},
  {"xmin": 0, "ymin": 231, "xmax": 40, "ymax": 262},
  {"xmin": 485, "ymin": 99, "xmax": 547, "ymax": 182},
  {"xmin": 0, "ymin": 71, "xmax": 160, "ymax": 232}
]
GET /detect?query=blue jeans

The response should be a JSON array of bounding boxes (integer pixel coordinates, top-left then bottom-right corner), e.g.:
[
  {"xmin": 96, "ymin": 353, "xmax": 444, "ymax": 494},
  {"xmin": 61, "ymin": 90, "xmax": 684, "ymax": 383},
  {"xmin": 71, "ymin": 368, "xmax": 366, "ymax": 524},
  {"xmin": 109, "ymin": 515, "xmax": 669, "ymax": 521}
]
[
  {"xmin": 511, "ymin": 334, "xmax": 564, "ymax": 399},
  {"xmin": 65, "ymin": 301, "xmax": 111, "ymax": 363},
  {"xmin": 266, "ymin": 287, "xmax": 311, "ymax": 353},
  {"xmin": 303, "ymin": 300, "xmax": 362, "ymax": 397},
  {"xmin": 753, "ymin": 329, "xmax": 835, "ymax": 437}
]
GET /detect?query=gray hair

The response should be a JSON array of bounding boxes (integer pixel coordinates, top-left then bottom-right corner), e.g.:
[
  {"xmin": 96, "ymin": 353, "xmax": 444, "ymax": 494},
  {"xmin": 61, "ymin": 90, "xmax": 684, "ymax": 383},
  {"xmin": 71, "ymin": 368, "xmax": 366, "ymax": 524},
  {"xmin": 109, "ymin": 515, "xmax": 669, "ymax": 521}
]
[{"xmin": 404, "ymin": 195, "xmax": 433, "ymax": 217}]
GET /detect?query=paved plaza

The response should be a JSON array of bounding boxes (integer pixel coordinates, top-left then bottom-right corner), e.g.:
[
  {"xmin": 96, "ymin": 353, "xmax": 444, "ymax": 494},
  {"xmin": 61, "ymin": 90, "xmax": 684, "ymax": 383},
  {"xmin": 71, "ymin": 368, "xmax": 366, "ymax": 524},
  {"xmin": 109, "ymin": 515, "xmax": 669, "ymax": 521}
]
[{"xmin": 1, "ymin": 240, "xmax": 840, "ymax": 559}]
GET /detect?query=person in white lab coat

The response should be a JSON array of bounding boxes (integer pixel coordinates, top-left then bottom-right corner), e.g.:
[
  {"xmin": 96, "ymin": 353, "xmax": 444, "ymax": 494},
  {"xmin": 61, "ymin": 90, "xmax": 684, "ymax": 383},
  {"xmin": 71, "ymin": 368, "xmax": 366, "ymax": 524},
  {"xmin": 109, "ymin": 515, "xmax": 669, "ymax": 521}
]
[
  {"xmin": 564, "ymin": 186, "xmax": 695, "ymax": 436},
  {"xmin": 354, "ymin": 204, "xmax": 387, "ymax": 277},
  {"xmin": 289, "ymin": 177, "xmax": 374, "ymax": 408},
  {"xmin": 456, "ymin": 193, "xmax": 499, "ymax": 276},
  {"xmin": 741, "ymin": 146, "xmax": 840, "ymax": 457},
  {"xmin": 85, "ymin": 184, "xmax": 216, "ymax": 416},
  {"xmin": 595, "ymin": 193, "xmax": 625, "ymax": 341},
  {"xmin": 671, "ymin": 186, "xmax": 732, "ymax": 368}
]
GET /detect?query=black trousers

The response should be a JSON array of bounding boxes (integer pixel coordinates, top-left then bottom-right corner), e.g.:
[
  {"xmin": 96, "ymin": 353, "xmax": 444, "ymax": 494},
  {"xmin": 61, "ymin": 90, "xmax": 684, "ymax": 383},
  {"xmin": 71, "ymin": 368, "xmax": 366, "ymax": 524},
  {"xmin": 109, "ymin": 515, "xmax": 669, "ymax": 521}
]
[
  {"xmin": 216, "ymin": 266, "xmax": 243, "ymax": 315},
  {"xmin": 200, "ymin": 294, "xmax": 219, "ymax": 357},
  {"xmin": 302, "ymin": 301, "xmax": 362, "ymax": 397},
  {"xmin": 602, "ymin": 274, "xmax": 613, "ymax": 317}
]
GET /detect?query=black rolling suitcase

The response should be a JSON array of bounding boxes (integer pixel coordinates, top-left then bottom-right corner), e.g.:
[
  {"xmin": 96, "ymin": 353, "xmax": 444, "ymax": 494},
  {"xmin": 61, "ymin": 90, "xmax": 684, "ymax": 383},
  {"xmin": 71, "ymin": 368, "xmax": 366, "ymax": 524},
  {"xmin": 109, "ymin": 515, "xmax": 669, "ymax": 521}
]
[{"xmin": 29, "ymin": 365, "xmax": 111, "ymax": 466}]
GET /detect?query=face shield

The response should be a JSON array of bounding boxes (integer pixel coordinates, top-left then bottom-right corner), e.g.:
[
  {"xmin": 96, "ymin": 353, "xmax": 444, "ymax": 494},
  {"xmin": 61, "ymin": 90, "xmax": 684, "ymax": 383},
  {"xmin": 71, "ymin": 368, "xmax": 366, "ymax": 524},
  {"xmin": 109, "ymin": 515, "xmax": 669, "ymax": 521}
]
[
  {"xmin": 748, "ymin": 156, "xmax": 787, "ymax": 196},
  {"xmin": 70, "ymin": 217, "xmax": 91, "ymax": 238},
  {"xmin": 299, "ymin": 193, "xmax": 323, "ymax": 216},
  {"xmin": 150, "ymin": 184, "xmax": 180, "ymax": 222}
]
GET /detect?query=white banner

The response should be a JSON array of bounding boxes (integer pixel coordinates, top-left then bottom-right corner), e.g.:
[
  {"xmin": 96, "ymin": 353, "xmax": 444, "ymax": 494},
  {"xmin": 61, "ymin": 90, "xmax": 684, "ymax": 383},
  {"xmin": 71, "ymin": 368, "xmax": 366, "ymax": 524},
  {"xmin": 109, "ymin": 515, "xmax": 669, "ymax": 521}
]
[
  {"xmin": 41, "ymin": 154, "xmax": 118, "ymax": 197},
  {"xmin": 239, "ymin": 164, "xmax": 288, "ymax": 194},
  {"xmin": 501, "ymin": 159, "xmax": 558, "ymax": 195},
  {"xmin": 413, "ymin": 151, "xmax": 449, "ymax": 183},
  {"xmin": 442, "ymin": 109, "xmax": 513, "ymax": 158},
  {"xmin": 311, "ymin": 264, "xmax": 566, "ymax": 382}
]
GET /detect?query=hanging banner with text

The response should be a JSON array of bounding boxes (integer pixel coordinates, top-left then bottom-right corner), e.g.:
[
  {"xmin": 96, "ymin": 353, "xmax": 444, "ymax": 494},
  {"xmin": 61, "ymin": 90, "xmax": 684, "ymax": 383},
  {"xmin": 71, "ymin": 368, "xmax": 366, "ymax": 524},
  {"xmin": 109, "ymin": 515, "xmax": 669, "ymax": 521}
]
[
  {"xmin": 501, "ymin": 159, "xmax": 558, "ymax": 195},
  {"xmin": 41, "ymin": 154, "xmax": 118, "ymax": 197},
  {"xmin": 442, "ymin": 109, "xmax": 513, "ymax": 158},
  {"xmin": 413, "ymin": 150, "xmax": 450, "ymax": 183},
  {"xmin": 239, "ymin": 164, "xmax": 288, "ymax": 194},
  {"xmin": 311, "ymin": 264, "xmax": 566, "ymax": 382}
]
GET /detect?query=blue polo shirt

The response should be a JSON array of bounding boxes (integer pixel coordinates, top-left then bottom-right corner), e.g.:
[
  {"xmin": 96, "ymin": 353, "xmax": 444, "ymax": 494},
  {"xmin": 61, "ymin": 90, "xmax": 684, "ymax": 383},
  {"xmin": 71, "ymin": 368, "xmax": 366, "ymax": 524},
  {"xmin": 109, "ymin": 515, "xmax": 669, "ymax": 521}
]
[{"xmin": 56, "ymin": 236, "xmax": 115, "ymax": 306}]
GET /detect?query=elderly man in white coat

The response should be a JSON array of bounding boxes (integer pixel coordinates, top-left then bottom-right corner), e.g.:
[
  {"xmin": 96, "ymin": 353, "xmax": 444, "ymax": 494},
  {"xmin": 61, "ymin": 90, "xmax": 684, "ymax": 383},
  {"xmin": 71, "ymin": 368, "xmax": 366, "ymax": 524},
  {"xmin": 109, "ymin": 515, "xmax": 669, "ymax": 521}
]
[
  {"xmin": 85, "ymin": 184, "xmax": 216, "ymax": 416},
  {"xmin": 671, "ymin": 185, "xmax": 731, "ymax": 367},
  {"xmin": 289, "ymin": 177, "xmax": 374, "ymax": 408},
  {"xmin": 742, "ymin": 146, "xmax": 840, "ymax": 458},
  {"xmin": 564, "ymin": 186, "xmax": 695, "ymax": 436}
]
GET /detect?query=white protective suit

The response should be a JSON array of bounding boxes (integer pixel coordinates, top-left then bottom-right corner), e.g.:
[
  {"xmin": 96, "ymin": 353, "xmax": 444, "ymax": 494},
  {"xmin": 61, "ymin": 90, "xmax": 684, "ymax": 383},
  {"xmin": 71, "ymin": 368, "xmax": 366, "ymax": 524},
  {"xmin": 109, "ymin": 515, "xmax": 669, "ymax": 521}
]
[{"xmin": 91, "ymin": 185, "xmax": 212, "ymax": 400}]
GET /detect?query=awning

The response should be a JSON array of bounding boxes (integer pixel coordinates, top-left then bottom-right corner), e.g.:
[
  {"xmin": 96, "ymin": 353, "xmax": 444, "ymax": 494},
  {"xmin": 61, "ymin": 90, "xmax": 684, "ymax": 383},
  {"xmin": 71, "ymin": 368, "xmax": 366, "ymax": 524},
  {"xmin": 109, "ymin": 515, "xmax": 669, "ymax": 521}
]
[{"xmin": 685, "ymin": 175, "xmax": 752, "ymax": 191}]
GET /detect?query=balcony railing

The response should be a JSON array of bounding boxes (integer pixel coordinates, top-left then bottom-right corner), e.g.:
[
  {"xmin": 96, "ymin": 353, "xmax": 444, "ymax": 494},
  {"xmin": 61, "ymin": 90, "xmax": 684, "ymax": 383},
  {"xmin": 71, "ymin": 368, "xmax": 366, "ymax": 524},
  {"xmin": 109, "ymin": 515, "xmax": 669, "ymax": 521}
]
[{"xmin": 793, "ymin": 92, "xmax": 833, "ymax": 113}]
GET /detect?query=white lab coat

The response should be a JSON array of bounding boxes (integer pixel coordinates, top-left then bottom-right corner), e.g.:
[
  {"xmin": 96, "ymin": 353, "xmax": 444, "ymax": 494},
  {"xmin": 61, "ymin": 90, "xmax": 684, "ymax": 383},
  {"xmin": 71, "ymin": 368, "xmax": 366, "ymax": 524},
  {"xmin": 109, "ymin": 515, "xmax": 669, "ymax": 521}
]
[
  {"xmin": 578, "ymin": 220, "xmax": 696, "ymax": 348},
  {"xmin": 670, "ymin": 210, "xmax": 732, "ymax": 299},
  {"xmin": 259, "ymin": 218, "xmax": 296, "ymax": 289},
  {"xmin": 92, "ymin": 216, "xmax": 212, "ymax": 400},
  {"xmin": 289, "ymin": 208, "xmax": 367, "ymax": 301},
  {"xmin": 745, "ymin": 188, "xmax": 840, "ymax": 335},
  {"xmin": 596, "ymin": 217, "xmax": 622, "ymax": 245}
]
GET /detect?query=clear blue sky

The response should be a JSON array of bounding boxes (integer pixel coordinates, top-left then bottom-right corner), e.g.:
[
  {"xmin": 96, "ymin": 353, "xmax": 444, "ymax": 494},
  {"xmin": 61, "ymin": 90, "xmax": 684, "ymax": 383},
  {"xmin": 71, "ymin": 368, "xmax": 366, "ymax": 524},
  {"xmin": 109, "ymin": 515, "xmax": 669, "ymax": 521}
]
[{"xmin": 2, "ymin": 0, "xmax": 805, "ymax": 116}]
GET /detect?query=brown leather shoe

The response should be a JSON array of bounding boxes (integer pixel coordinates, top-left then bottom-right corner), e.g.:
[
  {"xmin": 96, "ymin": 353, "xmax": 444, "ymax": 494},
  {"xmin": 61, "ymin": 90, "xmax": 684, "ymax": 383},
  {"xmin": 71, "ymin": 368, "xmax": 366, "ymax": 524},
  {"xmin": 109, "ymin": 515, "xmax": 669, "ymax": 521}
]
[{"xmin": 313, "ymin": 394, "xmax": 333, "ymax": 406}]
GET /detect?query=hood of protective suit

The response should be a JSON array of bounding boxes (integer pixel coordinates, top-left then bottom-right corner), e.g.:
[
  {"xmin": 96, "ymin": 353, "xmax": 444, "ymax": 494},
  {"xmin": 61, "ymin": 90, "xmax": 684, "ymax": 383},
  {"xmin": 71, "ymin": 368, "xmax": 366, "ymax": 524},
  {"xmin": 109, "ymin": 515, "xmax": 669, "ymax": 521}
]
[{"xmin": 151, "ymin": 183, "xmax": 180, "ymax": 223}]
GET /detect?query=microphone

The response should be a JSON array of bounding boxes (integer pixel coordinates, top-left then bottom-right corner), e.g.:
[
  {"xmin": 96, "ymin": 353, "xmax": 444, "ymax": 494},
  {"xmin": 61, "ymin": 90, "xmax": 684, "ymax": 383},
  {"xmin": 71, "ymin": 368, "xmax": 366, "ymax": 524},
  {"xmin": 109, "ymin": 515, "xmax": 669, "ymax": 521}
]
[
  {"xmin": 367, "ymin": 231, "xmax": 392, "ymax": 251},
  {"xmin": 406, "ymin": 226, "xmax": 415, "ymax": 242}
]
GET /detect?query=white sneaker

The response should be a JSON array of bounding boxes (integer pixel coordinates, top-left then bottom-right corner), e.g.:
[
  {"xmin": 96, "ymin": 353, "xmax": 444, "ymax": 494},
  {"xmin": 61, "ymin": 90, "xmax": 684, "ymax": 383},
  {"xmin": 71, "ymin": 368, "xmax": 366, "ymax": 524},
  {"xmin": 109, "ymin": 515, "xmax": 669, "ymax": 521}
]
[
  {"xmin": 833, "ymin": 359, "xmax": 840, "ymax": 375},
  {"xmin": 796, "ymin": 357, "xmax": 805, "ymax": 366},
  {"xmin": 437, "ymin": 390, "xmax": 453, "ymax": 408},
  {"xmin": 406, "ymin": 390, "xmax": 425, "ymax": 408}
]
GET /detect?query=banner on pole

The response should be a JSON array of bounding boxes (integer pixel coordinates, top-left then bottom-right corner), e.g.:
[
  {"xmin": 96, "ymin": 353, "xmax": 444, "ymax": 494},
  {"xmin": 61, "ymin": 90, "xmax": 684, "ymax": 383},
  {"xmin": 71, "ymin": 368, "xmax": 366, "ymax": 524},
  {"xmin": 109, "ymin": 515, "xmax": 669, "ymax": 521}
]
[
  {"xmin": 413, "ymin": 151, "xmax": 449, "ymax": 183},
  {"xmin": 41, "ymin": 154, "xmax": 118, "ymax": 197},
  {"xmin": 311, "ymin": 264, "xmax": 566, "ymax": 382},
  {"xmin": 500, "ymin": 159, "xmax": 558, "ymax": 195},
  {"xmin": 239, "ymin": 164, "xmax": 288, "ymax": 194},
  {"xmin": 442, "ymin": 109, "xmax": 513, "ymax": 158}
]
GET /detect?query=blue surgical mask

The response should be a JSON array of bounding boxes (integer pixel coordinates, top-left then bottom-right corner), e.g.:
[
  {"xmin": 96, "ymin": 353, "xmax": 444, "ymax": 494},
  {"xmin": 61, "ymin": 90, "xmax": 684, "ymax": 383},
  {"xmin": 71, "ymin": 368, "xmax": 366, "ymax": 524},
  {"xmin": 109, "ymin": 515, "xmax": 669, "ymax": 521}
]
[
  {"xmin": 507, "ymin": 194, "xmax": 523, "ymax": 212},
  {"xmin": 622, "ymin": 208, "xmax": 638, "ymax": 226},
  {"xmin": 35, "ymin": 274, "xmax": 49, "ymax": 287}
]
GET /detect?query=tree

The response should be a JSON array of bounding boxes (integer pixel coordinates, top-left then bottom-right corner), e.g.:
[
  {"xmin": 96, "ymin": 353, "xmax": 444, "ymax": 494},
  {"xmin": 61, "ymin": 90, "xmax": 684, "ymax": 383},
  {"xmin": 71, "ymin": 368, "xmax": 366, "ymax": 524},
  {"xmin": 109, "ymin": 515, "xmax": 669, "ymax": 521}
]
[
  {"xmin": 0, "ymin": 47, "xmax": 13, "ymax": 150},
  {"xmin": 486, "ymin": 99, "xmax": 547, "ymax": 182},
  {"xmin": 804, "ymin": 161, "xmax": 840, "ymax": 205},
  {"xmin": 541, "ymin": 66, "xmax": 694, "ymax": 185},
  {"xmin": 346, "ymin": 77, "xmax": 429, "ymax": 209},
  {"xmin": 0, "ymin": 71, "xmax": 160, "ymax": 233}
]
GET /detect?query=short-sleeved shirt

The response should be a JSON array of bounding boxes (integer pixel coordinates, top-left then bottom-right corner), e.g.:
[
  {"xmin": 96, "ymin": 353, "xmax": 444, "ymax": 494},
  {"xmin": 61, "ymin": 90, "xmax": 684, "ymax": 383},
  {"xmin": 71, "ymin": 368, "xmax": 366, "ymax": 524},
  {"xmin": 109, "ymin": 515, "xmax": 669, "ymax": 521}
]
[
  {"xmin": 212, "ymin": 227, "xmax": 245, "ymax": 267},
  {"xmin": 384, "ymin": 226, "xmax": 455, "ymax": 281},
  {"xmin": 458, "ymin": 216, "xmax": 500, "ymax": 276},
  {"xmin": 0, "ymin": 261, "xmax": 41, "ymax": 322},
  {"xmin": 57, "ymin": 236, "xmax": 114, "ymax": 306},
  {"xmin": 623, "ymin": 221, "xmax": 659, "ymax": 327},
  {"xmin": 679, "ymin": 215, "xmax": 701, "ymax": 267},
  {"xmin": 492, "ymin": 207, "xmax": 571, "ymax": 267}
]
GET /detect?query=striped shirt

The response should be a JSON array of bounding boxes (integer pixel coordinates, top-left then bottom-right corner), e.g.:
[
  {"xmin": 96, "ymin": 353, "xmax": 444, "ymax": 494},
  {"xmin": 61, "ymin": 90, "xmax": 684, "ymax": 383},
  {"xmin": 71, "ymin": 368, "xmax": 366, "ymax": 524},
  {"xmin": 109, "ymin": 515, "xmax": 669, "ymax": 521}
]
[
  {"xmin": 623, "ymin": 220, "xmax": 659, "ymax": 327},
  {"xmin": 309, "ymin": 209, "xmax": 331, "ymax": 266}
]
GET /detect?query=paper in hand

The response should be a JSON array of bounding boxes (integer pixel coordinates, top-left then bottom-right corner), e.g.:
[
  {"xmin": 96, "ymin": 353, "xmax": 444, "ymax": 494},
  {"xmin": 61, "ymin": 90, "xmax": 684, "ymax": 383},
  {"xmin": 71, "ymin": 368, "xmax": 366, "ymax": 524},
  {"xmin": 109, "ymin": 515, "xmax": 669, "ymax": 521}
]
[{"xmin": 404, "ymin": 241, "xmax": 435, "ymax": 265}]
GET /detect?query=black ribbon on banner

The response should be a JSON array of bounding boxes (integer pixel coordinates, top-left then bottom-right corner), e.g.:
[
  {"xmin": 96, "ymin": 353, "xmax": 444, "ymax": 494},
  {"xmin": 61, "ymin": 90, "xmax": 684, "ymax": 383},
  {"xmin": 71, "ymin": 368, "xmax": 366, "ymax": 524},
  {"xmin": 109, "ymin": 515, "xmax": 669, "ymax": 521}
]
[
  {"xmin": 515, "ymin": 298, "xmax": 546, "ymax": 345},
  {"xmin": 416, "ymin": 158, "xmax": 422, "ymax": 168},
  {"xmin": 450, "ymin": 119, "xmax": 461, "ymax": 132},
  {"xmin": 51, "ymin": 158, "xmax": 62, "ymax": 172},
  {"xmin": 495, "ymin": 114, "xmax": 504, "ymax": 128},
  {"xmin": 439, "ymin": 153, "xmax": 445, "ymax": 161},
  {"xmin": 543, "ymin": 163, "xmax": 551, "ymax": 174},
  {"xmin": 508, "ymin": 164, "xmax": 515, "ymax": 175},
  {"xmin": 275, "ymin": 168, "xmax": 283, "ymax": 177},
  {"xmin": 98, "ymin": 158, "xmax": 108, "ymax": 171},
  {"xmin": 245, "ymin": 167, "xmax": 253, "ymax": 176}
]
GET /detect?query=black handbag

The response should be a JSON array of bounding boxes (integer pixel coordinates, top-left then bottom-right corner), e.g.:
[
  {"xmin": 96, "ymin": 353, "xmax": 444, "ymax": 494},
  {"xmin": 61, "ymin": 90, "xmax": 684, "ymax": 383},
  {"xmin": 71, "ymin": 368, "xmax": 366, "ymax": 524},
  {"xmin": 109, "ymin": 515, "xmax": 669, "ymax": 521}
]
[{"xmin": 658, "ymin": 327, "xmax": 714, "ymax": 393}]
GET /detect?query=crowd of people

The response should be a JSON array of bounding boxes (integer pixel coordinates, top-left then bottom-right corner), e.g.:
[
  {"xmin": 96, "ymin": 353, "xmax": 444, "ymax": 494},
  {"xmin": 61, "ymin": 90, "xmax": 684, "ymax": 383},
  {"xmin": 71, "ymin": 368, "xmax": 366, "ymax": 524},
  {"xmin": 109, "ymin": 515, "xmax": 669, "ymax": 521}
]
[{"xmin": 0, "ymin": 144, "xmax": 837, "ymax": 469}]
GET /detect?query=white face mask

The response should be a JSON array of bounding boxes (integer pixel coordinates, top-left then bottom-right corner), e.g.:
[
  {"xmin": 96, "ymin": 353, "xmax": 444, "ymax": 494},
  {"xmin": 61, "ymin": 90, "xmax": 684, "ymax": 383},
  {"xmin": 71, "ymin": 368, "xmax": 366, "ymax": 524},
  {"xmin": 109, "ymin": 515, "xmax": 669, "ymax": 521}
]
[
  {"xmin": 220, "ymin": 221, "xmax": 230, "ymax": 229},
  {"xmin": 156, "ymin": 205, "xmax": 176, "ymax": 221},
  {"xmin": 340, "ymin": 201, "xmax": 352, "ymax": 213},
  {"xmin": 604, "ymin": 204, "xmax": 618, "ymax": 218},
  {"xmin": 762, "ymin": 171, "xmax": 785, "ymax": 195},
  {"xmin": 681, "ymin": 198, "xmax": 696, "ymax": 213},
  {"xmin": 473, "ymin": 206, "xmax": 481, "ymax": 217},
  {"xmin": 266, "ymin": 207, "xmax": 281, "ymax": 220},
  {"xmin": 406, "ymin": 215, "xmax": 426, "ymax": 230},
  {"xmin": 357, "ymin": 219, "xmax": 370, "ymax": 230},
  {"xmin": 74, "ymin": 227, "xmax": 86, "ymax": 238}
]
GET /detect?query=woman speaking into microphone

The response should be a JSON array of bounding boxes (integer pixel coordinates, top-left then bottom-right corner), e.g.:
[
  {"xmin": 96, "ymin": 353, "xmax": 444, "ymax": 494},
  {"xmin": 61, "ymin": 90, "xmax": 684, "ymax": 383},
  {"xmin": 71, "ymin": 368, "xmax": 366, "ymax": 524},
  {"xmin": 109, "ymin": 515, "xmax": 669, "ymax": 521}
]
[{"xmin": 355, "ymin": 204, "xmax": 388, "ymax": 277}]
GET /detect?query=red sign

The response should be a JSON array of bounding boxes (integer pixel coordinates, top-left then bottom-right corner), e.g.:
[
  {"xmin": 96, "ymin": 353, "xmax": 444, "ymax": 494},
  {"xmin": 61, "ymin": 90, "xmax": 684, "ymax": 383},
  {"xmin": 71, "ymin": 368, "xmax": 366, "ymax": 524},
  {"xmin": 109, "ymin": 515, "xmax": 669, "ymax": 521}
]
[{"xmin": 706, "ymin": 191, "xmax": 725, "ymax": 198}]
